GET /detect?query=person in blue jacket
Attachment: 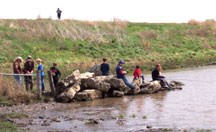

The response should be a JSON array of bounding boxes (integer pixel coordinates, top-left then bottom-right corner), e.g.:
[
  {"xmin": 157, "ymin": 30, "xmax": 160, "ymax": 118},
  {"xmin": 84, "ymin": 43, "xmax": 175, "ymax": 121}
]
[
  {"xmin": 36, "ymin": 58, "xmax": 45, "ymax": 92},
  {"xmin": 116, "ymin": 60, "xmax": 135, "ymax": 89}
]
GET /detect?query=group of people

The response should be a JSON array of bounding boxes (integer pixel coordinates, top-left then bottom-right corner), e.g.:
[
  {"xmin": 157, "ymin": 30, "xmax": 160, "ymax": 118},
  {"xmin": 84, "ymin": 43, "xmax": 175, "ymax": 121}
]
[
  {"xmin": 13, "ymin": 56, "xmax": 61, "ymax": 92},
  {"xmin": 100, "ymin": 58, "xmax": 171, "ymax": 89}
]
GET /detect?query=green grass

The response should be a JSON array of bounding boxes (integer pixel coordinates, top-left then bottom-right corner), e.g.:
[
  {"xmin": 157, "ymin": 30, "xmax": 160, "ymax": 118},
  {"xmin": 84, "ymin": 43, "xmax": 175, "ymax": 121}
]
[
  {"xmin": 0, "ymin": 112, "xmax": 27, "ymax": 132},
  {"xmin": 0, "ymin": 19, "xmax": 216, "ymax": 77},
  {"xmin": 0, "ymin": 120, "xmax": 18, "ymax": 132}
]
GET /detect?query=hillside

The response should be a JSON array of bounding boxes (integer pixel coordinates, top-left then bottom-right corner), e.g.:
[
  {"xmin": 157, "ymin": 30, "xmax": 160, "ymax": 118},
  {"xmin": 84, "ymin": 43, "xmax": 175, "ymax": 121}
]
[{"xmin": 0, "ymin": 19, "xmax": 216, "ymax": 76}]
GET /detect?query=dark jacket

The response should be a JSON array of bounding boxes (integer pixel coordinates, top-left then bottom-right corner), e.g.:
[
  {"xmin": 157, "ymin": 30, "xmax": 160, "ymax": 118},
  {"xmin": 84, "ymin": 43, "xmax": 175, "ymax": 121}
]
[
  {"xmin": 100, "ymin": 63, "xmax": 109, "ymax": 76},
  {"xmin": 152, "ymin": 68, "xmax": 164, "ymax": 80},
  {"xmin": 50, "ymin": 66, "xmax": 61, "ymax": 80},
  {"xmin": 23, "ymin": 59, "xmax": 34, "ymax": 74},
  {"xmin": 116, "ymin": 65, "xmax": 124, "ymax": 78}
]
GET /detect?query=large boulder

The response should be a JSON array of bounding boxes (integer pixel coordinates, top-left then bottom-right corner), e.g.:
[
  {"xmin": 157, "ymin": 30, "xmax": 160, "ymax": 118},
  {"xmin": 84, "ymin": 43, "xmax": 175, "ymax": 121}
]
[
  {"xmin": 88, "ymin": 64, "xmax": 102, "ymax": 76},
  {"xmin": 80, "ymin": 72, "xmax": 95, "ymax": 79},
  {"xmin": 56, "ymin": 70, "xmax": 81, "ymax": 94},
  {"xmin": 112, "ymin": 90, "xmax": 124, "ymax": 97},
  {"xmin": 139, "ymin": 81, "xmax": 161, "ymax": 94},
  {"xmin": 75, "ymin": 89, "xmax": 102, "ymax": 101},
  {"xmin": 81, "ymin": 77, "xmax": 111, "ymax": 92},
  {"xmin": 56, "ymin": 83, "xmax": 81, "ymax": 103},
  {"xmin": 103, "ymin": 77, "xmax": 129, "ymax": 92}
]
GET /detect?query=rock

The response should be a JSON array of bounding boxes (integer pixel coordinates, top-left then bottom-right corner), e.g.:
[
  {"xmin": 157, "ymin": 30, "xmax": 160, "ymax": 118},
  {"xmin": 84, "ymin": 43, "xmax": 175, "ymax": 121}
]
[
  {"xmin": 38, "ymin": 116, "xmax": 45, "ymax": 119},
  {"xmin": 56, "ymin": 70, "xmax": 81, "ymax": 94},
  {"xmin": 132, "ymin": 78, "xmax": 142, "ymax": 87},
  {"xmin": 80, "ymin": 72, "xmax": 95, "ymax": 79},
  {"xmin": 41, "ymin": 122, "xmax": 51, "ymax": 126},
  {"xmin": 126, "ymin": 86, "xmax": 141, "ymax": 95},
  {"xmin": 112, "ymin": 90, "xmax": 124, "ymax": 97},
  {"xmin": 75, "ymin": 89, "xmax": 102, "ymax": 101},
  {"xmin": 56, "ymin": 83, "xmax": 81, "ymax": 103},
  {"xmin": 51, "ymin": 117, "xmax": 61, "ymax": 122},
  {"xmin": 85, "ymin": 119, "xmax": 99, "ymax": 124},
  {"xmin": 146, "ymin": 125, "xmax": 153, "ymax": 129},
  {"xmin": 88, "ymin": 64, "xmax": 102, "ymax": 76},
  {"xmin": 139, "ymin": 81, "xmax": 161, "ymax": 94},
  {"xmin": 104, "ymin": 77, "xmax": 129, "ymax": 92},
  {"xmin": 81, "ymin": 77, "xmax": 111, "ymax": 92}
]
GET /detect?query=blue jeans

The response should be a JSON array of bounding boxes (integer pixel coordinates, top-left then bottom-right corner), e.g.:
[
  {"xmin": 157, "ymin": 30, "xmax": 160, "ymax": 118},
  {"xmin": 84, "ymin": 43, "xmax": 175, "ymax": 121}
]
[
  {"xmin": 121, "ymin": 76, "xmax": 134, "ymax": 89},
  {"xmin": 41, "ymin": 76, "xmax": 45, "ymax": 91},
  {"xmin": 14, "ymin": 75, "xmax": 22, "ymax": 87}
]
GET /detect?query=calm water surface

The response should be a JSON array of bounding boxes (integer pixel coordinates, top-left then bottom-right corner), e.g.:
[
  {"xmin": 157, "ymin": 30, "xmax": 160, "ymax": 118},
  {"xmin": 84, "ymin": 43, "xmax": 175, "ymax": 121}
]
[{"xmin": 35, "ymin": 66, "xmax": 216, "ymax": 131}]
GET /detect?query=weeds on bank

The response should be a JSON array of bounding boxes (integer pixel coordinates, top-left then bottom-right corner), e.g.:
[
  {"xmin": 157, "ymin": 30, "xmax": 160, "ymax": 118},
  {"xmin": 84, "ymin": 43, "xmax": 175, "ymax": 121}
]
[{"xmin": 0, "ymin": 77, "xmax": 33, "ymax": 105}]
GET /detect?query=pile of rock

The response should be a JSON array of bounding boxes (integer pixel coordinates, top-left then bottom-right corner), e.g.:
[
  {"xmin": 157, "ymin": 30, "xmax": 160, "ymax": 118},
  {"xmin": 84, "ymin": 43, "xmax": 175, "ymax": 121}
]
[{"xmin": 55, "ymin": 70, "xmax": 184, "ymax": 103}]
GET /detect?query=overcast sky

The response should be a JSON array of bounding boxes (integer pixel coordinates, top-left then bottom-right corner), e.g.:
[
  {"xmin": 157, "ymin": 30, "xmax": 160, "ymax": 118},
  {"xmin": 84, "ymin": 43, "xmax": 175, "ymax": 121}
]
[{"xmin": 0, "ymin": 0, "xmax": 215, "ymax": 23}]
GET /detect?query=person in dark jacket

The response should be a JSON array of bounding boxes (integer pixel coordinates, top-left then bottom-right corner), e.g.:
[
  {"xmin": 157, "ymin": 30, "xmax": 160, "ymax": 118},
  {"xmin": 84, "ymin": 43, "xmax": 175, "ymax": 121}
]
[
  {"xmin": 56, "ymin": 8, "xmax": 62, "ymax": 19},
  {"xmin": 23, "ymin": 55, "xmax": 34, "ymax": 91},
  {"xmin": 50, "ymin": 63, "xmax": 61, "ymax": 88},
  {"xmin": 100, "ymin": 58, "xmax": 110, "ymax": 76},
  {"xmin": 116, "ymin": 60, "xmax": 135, "ymax": 89},
  {"xmin": 152, "ymin": 64, "xmax": 171, "ymax": 88}
]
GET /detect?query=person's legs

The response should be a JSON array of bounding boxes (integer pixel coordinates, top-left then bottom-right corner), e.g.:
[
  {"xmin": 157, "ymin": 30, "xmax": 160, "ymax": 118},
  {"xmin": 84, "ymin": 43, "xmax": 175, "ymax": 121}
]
[
  {"xmin": 122, "ymin": 76, "xmax": 134, "ymax": 89},
  {"xmin": 14, "ymin": 75, "xmax": 22, "ymax": 87},
  {"xmin": 141, "ymin": 75, "xmax": 145, "ymax": 83},
  {"xmin": 25, "ymin": 76, "xmax": 30, "ymax": 91},
  {"xmin": 41, "ymin": 76, "xmax": 45, "ymax": 91},
  {"xmin": 29, "ymin": 76, "xmax": 33, "ymax": 91}
]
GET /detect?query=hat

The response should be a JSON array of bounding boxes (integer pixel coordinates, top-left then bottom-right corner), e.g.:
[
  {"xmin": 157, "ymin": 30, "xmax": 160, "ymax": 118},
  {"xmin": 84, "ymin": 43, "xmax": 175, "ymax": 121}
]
[
  {"xmin": 15, "ymin": 56, "xmax": 23, "ymax": 62},
  {"xmin": 27, "ymin": 55, "xmax": 32, "ymax": 59},
  {"xmin": 119, "ymin": 60, "xmax": 125, "ymax": 64},
  {"xmin": 36, "ymin": 58, "xmax": 42, "ymax": 62}
]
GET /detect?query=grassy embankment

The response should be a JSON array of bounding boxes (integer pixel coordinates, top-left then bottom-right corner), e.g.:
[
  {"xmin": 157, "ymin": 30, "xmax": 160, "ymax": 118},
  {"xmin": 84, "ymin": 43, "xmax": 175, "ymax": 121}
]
[{"xmin": 0, "ymin": 19, "xmax": 216, "ymax": 76}]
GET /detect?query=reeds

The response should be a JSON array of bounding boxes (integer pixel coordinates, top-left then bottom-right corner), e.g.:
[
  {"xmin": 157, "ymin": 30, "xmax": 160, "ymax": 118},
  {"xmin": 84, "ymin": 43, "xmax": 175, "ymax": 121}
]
[{"xmin": 0, "ymin": 77, "xmax": 33, "ymax": 103}]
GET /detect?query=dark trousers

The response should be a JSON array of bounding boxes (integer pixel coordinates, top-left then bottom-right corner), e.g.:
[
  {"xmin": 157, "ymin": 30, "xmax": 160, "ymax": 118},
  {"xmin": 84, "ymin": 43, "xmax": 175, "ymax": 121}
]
[
  {"xmin": 53, "ymin": 78, "xmax": 59, "ymax": 88},
  {"xmin": 25, "ymin": 76, "xmax": 33, "ymax": 91}
]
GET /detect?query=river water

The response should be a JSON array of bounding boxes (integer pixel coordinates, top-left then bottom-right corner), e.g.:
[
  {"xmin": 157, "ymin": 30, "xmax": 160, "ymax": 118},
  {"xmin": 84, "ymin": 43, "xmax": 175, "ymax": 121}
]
[{"xmin": 21, "ymin": 66, "xmax": 216, "ymax": 131}]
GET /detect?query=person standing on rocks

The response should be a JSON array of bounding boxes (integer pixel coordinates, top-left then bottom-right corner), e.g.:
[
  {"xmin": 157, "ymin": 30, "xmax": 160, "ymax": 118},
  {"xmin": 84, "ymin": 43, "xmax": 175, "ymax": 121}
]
[
  {"xmin": 133, "ymin": 65, "xmax": 145, "ymax": 84},
  {"xmin": 50, "ymin": 63, "xmax": 61, "ymax": 88},
  {"xmin": 23, "ymin": 55, "xmax": 34, "ymax": 91},
  {"xmin": 56, "ymin": 8, "xmax": 62, "ymax": 20},
  {"xmin": 100, "ymin": 58, "xmax": 110, "ymax": 76},
  {"xmin": 36, "ymin": 58, "xmax": 45, "ymax": 92},
  {"xmin": 13, "ymin": 56, "xmax": 23, "ymax": 87},
  {"xmin": 152, "ymin": 64, "xmax": 171, "ymax": 88},
  {"xmin": 116, "ymin": 60, "xmax": 135, "ymax": 89}
]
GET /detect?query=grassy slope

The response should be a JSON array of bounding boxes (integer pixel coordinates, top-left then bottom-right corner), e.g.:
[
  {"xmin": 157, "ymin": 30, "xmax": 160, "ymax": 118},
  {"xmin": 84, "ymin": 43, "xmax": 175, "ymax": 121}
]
[{"xmin": 0, "ymin": 19, "xmax": 216, "ymax": 77}]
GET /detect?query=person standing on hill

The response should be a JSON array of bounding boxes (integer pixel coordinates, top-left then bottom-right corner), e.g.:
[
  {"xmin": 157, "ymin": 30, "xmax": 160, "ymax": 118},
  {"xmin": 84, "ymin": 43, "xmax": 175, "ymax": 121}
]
[
  {"xmin": 23, "ymin": 55, "xmax": 34, "ymax": 91},
  {"xmin": 13, "ymin": 57, "xmax": 23, "ymax": 87},
  {"xmin": 100, "ymin": 58, "xmax": 110, "ymax": 76},
  {"xmin": 50, "ymin": 63, "xmax": 61, "ymax": 88},
  {"xmin": 36, "ymin": 58, "xmax": 45, "ymax": 92},
  {"xmin": 133, "ymin": 65, "xmax": 145, "ymax": 84},
  {"xmin": 152, "ymin": 64, "xmax": 171, "ymax": 88},
  {"xmin": 56, "ymin": 8, "xmax": 62, "ymax": 20},
  {"xmin": 116, "ymin": 60, "xmax": 135, "ymax": 89}
]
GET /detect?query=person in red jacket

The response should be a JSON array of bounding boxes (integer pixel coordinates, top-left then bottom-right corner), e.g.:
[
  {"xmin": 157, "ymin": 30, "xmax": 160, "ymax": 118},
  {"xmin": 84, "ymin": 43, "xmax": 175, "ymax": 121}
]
[{"xmin": 133, "ymin": 65, "xmax": 145, "ymax": 84}]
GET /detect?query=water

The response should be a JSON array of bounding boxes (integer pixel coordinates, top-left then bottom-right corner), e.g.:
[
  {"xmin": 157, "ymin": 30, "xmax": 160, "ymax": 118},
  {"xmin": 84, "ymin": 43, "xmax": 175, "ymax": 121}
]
[{"xmin": 31, "ymin": 66, "xmax": 216, "ymax": 131}]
